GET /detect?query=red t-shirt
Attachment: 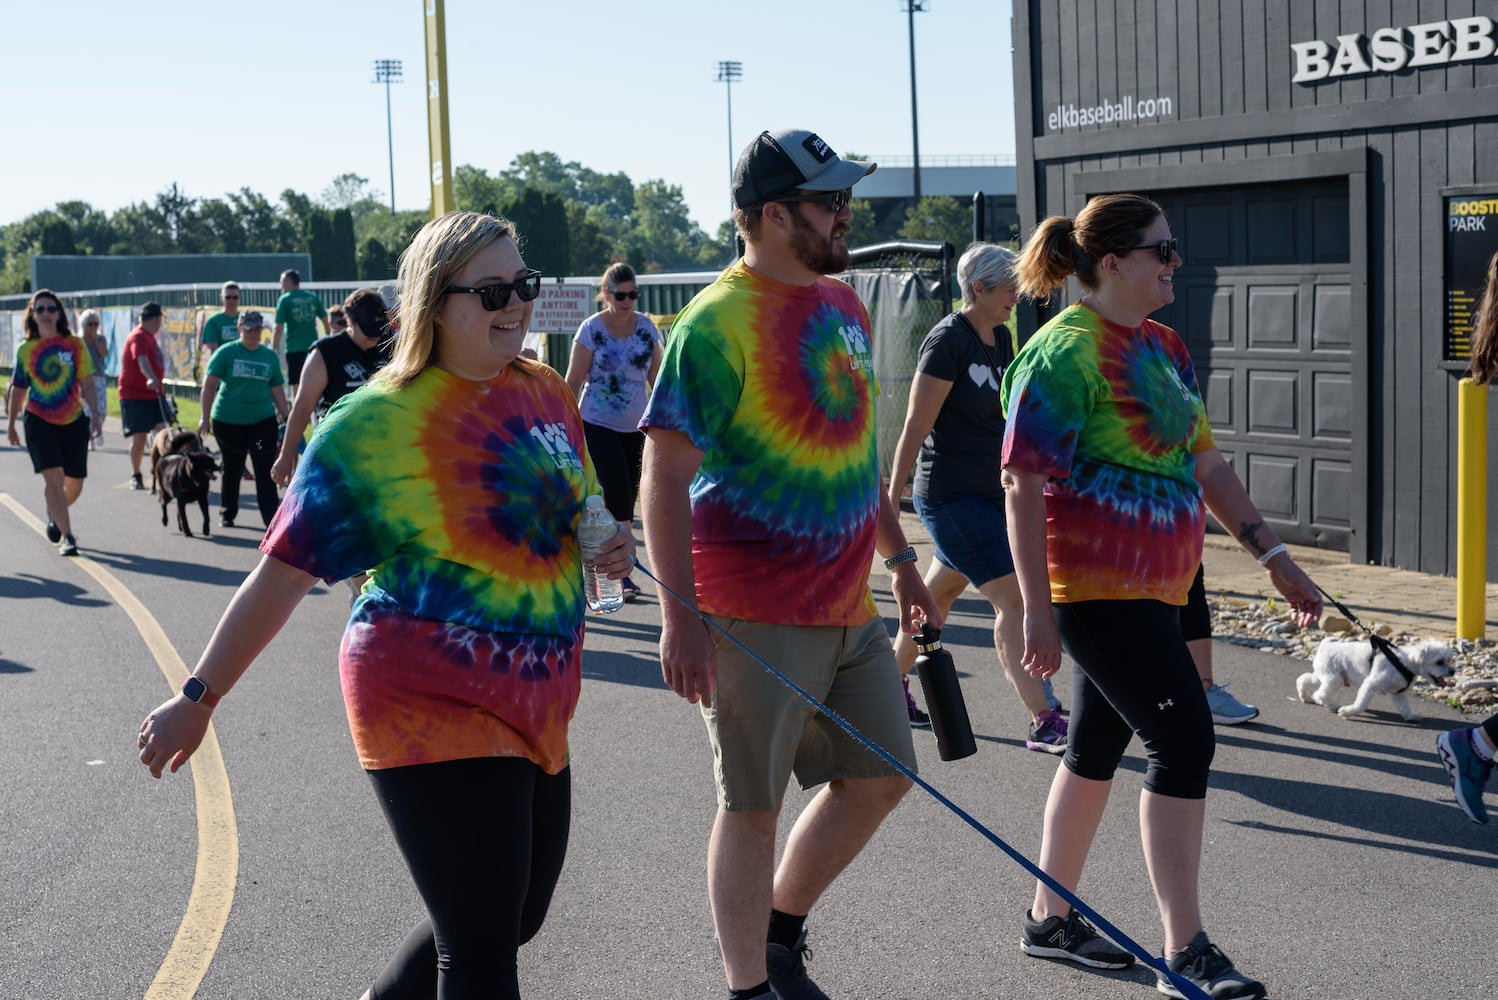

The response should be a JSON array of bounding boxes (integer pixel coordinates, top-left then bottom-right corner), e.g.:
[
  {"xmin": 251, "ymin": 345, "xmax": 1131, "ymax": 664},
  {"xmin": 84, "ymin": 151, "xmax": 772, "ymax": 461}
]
[{"xmin": 118, "ymin": 326, "xmax": 164, "ymax": 400}]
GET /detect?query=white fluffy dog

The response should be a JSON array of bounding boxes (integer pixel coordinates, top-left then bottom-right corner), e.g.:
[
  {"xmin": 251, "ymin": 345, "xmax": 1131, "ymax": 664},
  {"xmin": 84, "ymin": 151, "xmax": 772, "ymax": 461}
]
[{"xmin": 1296, "ymin": 638, "xmax": 1457, "ymax": 721}]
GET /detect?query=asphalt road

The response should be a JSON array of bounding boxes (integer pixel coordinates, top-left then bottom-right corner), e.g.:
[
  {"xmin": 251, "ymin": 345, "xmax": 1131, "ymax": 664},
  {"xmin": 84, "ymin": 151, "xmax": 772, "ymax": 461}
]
[{"xmin": 1, "ymin": 436, "xmax": 1494, "ymax": 1000}]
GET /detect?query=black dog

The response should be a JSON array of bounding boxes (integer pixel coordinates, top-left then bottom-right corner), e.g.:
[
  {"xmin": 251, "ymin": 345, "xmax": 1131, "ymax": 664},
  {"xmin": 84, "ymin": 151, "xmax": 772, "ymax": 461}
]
[{"xmin": 156, "ymin": 449, "xmax": 221, "ymax": 537}]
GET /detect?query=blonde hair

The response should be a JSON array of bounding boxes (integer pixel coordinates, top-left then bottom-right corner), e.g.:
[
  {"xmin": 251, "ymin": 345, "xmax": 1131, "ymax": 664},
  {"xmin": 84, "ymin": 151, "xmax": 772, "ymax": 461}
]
[{"xmin": 375, "ymin": 212, "xmax": 521, "ymax": 391}]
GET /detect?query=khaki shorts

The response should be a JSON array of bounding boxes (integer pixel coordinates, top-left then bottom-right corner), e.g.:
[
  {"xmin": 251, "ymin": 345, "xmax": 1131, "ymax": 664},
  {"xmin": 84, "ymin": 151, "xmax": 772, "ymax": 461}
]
[{"xmin": 701, "ymin": 615, "xmax": 917, "ymax": 811}]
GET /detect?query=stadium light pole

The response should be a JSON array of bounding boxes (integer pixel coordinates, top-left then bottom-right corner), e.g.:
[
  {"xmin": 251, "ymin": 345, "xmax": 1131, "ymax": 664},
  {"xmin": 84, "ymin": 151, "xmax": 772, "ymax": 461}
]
[
  {"xmin": 372, "ymin": 59, "xmax": 404, "ymax": 214},
  {"xmin": 901, "ymin": 1, "xmax": 926, "ymax": 201},
  {"xmin": 716, "ymin": 61, "xmax": 743, "ymax": 190}
]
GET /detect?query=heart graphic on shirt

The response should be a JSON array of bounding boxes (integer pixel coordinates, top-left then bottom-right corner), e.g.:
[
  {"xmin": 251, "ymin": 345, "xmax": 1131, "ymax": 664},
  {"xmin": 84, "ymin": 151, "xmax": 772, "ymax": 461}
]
[{"xmin": 968, "ymin": 363, "xmax": 999, "ymax": 390}]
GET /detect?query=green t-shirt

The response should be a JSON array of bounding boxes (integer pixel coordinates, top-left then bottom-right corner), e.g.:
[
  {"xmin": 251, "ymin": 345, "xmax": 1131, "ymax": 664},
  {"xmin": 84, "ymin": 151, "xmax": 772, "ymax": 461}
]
[
  {"xmin": 275, "ymin": 289, "xmax": 328, "ymax": 353},
  {"xmin": 207, "ymin": 342, "xmax": 284, "ymax": 424},
  {"xmin": 200, "ymin": 311, "xmax": 239, "ymax": 350}
]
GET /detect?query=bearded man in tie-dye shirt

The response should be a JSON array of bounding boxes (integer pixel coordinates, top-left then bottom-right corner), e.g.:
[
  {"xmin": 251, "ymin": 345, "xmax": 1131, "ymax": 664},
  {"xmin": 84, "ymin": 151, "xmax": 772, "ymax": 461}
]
[{"xmin": 640, "ymin": 129, "xmax": 940, "ymax": 1000}]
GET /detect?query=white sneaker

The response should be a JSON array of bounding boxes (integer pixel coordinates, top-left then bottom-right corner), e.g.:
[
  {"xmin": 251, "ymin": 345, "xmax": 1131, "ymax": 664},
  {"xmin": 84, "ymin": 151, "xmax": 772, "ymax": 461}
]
[{"xmin": 1205, "ymin": 682, "xmax": 1259, "ymax": 725}]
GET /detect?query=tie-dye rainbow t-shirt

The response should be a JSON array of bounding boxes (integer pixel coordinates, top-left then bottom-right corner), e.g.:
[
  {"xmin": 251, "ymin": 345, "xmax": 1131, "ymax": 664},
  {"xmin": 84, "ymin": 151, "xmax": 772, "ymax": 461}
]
[
  {"xmin": 1001, "ymin": 302, "xmax": 1213, "ymax": 606},
  {"xmin": 262, "ymin": 361, "xmax": 597, "ymax": 774},
  {"xmin": 641, "ymin": 261, "xmax": 880, "ymax": 626},
  {"xmin": 11, "ymin": 336, "xmax": 93, "ymax": 425}
]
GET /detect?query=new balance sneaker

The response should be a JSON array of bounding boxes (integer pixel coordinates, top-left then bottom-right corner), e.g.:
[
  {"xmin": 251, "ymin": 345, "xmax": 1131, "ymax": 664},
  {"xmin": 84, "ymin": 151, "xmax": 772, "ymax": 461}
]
[
  {"xmin": 58, "ymin": 534, "xmax": 78, "ymax": 557},
  {"xmin": 1205, "ymin": 683, "xmax": 1259, "ymax": 725},
  {"xmin": 903, "ymin": 676, "xmax": 931, "ymax": 729},
  {"xmin": 46, "ymin": 518, "xmax": 61, "ymax": 544},
  {"xmin": 1025, "ymin": 709, "xmax": 1069, "ymax": 754},
  {"xmin": 1020, "ymin": 909, "xmax": 1135, "ymax": 970},
  {"xmin": 1041, "ymin": 675, "xmax": 1063, "ymax": 712},
  {"xmin": 129, "ymin": 472, "xmax": 145, "ymax": 490},
  {"xmin": 1437, "ymin": 728, "xmax": 1492, "ymax": 824},
  {"xmin": 1156, "ymin": 931, "xmax": 1265, "ymax": 999},
  {"xmin": 765, "ymin": 928, "xmax": 830, "ymax": 1000}
]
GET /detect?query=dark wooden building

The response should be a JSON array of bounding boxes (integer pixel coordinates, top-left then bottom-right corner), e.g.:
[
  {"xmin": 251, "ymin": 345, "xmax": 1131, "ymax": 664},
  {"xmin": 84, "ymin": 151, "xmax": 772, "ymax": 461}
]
[{"xmin": 1014, "ymin": 1, "xmax": 1498, "ymax": 577}]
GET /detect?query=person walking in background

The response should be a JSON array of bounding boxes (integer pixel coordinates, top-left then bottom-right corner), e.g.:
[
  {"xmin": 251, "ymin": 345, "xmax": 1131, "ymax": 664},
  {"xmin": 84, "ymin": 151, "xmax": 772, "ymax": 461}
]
[
  {"xmin": 198, "ymin": 281, "xmax": 242, "ymax": 379},
  {"xmin": 1181, "ymin": 565, "xmax": 1260, "ymax": 724},
  {"xmin": 328, "ymin": 304, "xmax": 347, "ymax": 335},
  {"xmin": 119, "ymin": 300, "xmax": 170, "ymax": 490},
  {"xmin": 886, "ymin": 242, "xmax": 1067, "ymax": 752},
  {"xmin": 270, "ymin": 288, "xmax": 392, "ymax": 488},
  {"xmin": 199, "ymin": 311, "xmax": 289, "ymax": 529},
  {"xmin": 564, "ymin": 261, "xmax": 661, "ymax": 602},
  {"xmin": 641, "ymin": 128, "xmax": 939, "ymax": 1000},
  {"xmin": 1440, "ymin": 248, "xmax": 1498, "ymax": 824},
  {"xmin": 1002, "ymin": 194, "xmax": 1323, "ymax": 999},
  {"xmin": 272, "ymin": 268, "xmax": 329, "ymax": 395},
  {"xmin": 77, "ymin": 309, "xmax": 108, "ymax": 447},
  {"xmin": 138, "ymin": 211, "xmax": 634, "ymax": 1000},
  {"xmin": 5, "ymin": 290, "xmax": 93, "ymax": 556}
]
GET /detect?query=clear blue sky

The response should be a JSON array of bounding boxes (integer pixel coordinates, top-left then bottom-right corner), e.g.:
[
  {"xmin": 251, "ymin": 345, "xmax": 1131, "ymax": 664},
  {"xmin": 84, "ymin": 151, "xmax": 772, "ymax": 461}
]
[{"xmin": 3, "ymin": 1, "xmax": 1015, "ymax": 233}]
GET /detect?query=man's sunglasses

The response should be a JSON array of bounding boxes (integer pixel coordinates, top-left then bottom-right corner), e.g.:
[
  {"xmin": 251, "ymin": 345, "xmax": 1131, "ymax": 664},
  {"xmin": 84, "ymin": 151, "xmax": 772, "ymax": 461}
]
[
  {"xmin": 611, "ymin": 290, "xmax": 640, "ymax": 301},
  {"xmin": 1126, "ymin": 238, "xmax": 1179, "ymax": 264},
  {"xmin": 444, "ymin": 270, "xmax": 543, "ymax": 310},
  {"xmin": 772, "ymin": 188, "xmax": 853, "ymax": 214}
]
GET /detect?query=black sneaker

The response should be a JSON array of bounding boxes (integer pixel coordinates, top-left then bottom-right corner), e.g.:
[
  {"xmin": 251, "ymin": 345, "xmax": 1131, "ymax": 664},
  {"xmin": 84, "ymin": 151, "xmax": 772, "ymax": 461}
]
[
  {"xmin": 1156, "ymin": 931, "xmax": 1265, "ymax": 999},
  {"xmin": 219, "ymin": 515, "xmax": 235, "ymax": 528},
  {"xmin": 765, "ymin": 928, "xmax": 830, "ymax": 1000},
  {"xmin": 1020, "ymin": 909, "xmax": 1135, "ymax": 970},
  {"xmin": 129, "ymin": 472, "xmax": 144, "ymax": 491},
  {"xmin": 59, "ymin": 534, "xmax": 78, "ymax": 557},
  {"xmin": 46, "ymin": 518, "xmax": 61, "ymax": 543},
  {"xmin": 903, "ymin": 676, "xmax": 931, "ymax": 729}
]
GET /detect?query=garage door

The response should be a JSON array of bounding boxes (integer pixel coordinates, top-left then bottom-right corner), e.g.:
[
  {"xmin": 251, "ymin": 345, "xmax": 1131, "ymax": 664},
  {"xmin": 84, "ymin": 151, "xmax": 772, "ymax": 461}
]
[{"xmin": 1150, "ymin": 180, "xmax": 1353, "ymax": 550}]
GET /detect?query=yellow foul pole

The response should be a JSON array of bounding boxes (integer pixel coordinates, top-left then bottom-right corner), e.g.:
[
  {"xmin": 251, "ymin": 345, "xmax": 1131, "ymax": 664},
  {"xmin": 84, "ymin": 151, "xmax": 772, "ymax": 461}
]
[
  {"xmin": 1457, "ymin": 377, "xmax": 1488, "ymax": 639},
  {"xmin": 424, "ymin": 0, "xmax": 454, "ymax": 218}
]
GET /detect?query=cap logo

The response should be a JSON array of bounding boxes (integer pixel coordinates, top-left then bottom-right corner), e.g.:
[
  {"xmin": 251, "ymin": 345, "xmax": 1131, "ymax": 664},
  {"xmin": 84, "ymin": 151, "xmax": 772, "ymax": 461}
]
[{"xmin": 802, "ymin": 134, "xmax": 835, "ymax": 163}]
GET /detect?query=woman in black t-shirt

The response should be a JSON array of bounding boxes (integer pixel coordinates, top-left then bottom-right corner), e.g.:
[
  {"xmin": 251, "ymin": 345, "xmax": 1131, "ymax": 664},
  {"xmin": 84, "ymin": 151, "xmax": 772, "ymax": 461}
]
[
  {"xmin": 271, "ymin": 287, "xmax": 392, "ymax": 487},
  {"xmin": 887, "ymin": 243, "xmax": 1068, "ymax": 753}
]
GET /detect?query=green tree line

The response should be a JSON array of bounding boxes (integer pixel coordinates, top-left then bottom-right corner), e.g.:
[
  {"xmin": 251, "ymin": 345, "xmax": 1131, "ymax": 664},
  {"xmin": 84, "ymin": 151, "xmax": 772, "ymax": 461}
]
[{"xmin": 0, "ymin": 150, "xmax": 991, "ymax": 295}]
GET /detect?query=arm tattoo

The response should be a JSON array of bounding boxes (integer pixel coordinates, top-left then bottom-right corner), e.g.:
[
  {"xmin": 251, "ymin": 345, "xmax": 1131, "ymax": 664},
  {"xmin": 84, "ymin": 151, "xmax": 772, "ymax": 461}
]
[{"xmin": 1238, "ymin": 520, "xmax": 1267, "ymax": 556}]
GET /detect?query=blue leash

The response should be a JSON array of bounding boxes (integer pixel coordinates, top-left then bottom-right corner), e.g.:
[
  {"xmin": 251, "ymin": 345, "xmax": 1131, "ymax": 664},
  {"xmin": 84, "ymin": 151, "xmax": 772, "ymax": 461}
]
[{"xmin": 631, "ymin": 560, "xmax": 1212, "ymax": 1000}]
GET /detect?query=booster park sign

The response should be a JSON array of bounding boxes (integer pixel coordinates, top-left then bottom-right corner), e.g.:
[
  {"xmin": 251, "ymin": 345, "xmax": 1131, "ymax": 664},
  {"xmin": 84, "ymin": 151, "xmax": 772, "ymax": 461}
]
[
  {"xmin": 1291, "ymin": 16, "xmax": 1498, "ymax": 83},
  {"xmin": 1444, "ymin": 195, "xmax": 1498, "ymax": 363}
]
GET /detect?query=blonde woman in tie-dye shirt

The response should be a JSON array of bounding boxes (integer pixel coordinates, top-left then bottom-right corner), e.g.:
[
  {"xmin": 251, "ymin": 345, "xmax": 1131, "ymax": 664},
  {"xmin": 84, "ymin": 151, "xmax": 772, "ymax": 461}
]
[
  {"xmin": 137, "ymin": 213, "xmax": 636, "ymax": 1000},
  {"xmin": 5, "ymin": 289, "xmax": 92, "ymax": 556},
  {"xmin": 1001, "ymin": 194, "xmax": 1322, "ymax": 998}
]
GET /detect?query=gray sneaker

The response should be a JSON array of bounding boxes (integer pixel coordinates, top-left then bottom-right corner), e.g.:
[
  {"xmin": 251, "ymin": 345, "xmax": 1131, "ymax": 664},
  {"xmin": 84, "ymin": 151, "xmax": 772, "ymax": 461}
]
[
  {"xmin": 1205, "ymin": 683, "xmax": 1259, "ymax": 725},
  {"xmin": 1020, "ymin": 909, "xmax": 1135, "ymax": 970},
  {"xmin": 1156, "ymin": 931, "xmax": 1265, "ymax": 999},
  {"xmin": 766, "ymin": 929, "xmax": 830, "ymax": 1000},
  {"xmin": 1025, "ymin": 710, "xmax": 1069, "ymax": 754}
]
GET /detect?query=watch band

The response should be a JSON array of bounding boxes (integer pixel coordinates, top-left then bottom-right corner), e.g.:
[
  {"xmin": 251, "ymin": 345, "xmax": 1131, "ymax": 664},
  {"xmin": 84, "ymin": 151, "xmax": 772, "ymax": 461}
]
[
  {"xmin": 181, "ymin": 675, "xmax": 221, "ymax": 708},
  {"xmin": 883, "ymin": 546, "xmax": 919, "ymax": 570}
]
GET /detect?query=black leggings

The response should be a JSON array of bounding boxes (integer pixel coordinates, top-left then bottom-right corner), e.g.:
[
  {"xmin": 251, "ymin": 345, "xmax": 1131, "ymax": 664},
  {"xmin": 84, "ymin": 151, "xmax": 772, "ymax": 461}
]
[
  {"xmin": 212, "ymin": 416, "xmax": 281, "ymax": 526},
  {"xmin": 1055, "ymin": 600, "xmax": 1215, "ymax": 799},
  {"xmin": 367, "ymin": 758, "xmax": 571, "ymax": 1000},
  {"xmin": 582, "ymin": 421, "xmax": 645, "ymax": 523}
]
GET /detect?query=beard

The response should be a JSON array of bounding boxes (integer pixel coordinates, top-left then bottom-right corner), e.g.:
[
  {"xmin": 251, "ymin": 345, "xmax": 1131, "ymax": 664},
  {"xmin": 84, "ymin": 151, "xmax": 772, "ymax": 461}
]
[{"xmin": 788, "ymin": 205, "xmax": 850, "ymax": 275}]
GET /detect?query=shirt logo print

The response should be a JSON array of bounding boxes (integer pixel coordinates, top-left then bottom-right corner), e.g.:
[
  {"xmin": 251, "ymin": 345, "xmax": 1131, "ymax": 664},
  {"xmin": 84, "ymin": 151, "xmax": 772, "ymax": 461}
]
[
  {"xmin": 839, "ymin": 323, "xmax": 871, "ymax": 372},
  {"xmin": 528, "ymin": 421, "xmax": 582, "ymax": 471}
]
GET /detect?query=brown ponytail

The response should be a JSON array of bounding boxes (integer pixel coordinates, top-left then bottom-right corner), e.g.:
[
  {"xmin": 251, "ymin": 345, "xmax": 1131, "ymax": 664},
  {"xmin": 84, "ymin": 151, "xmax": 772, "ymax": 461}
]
[{"xmin": 1015, "ymin": 193, "xmax": 1166, "ymax": 301}]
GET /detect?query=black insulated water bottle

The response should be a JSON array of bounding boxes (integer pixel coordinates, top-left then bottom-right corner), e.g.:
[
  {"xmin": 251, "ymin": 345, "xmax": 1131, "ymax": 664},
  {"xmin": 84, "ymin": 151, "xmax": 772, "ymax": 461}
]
[{"xmin": 913, "ymin": 623, "xmax": 977, "ymax": 761}]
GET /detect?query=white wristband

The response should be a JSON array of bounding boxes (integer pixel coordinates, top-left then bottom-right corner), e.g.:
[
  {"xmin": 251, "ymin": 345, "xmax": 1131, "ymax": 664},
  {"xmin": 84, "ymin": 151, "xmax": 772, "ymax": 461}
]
[{"xmin": 1257, "ymin": 543, "xmax": 1288, "ymax": 567}]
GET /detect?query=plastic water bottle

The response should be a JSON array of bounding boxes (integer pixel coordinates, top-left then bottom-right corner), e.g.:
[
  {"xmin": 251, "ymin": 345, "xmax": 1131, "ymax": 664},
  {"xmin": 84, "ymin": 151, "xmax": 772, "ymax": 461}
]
[
  {"xmin": 913, "ymin": 623, "xmax": 977, "ymax": 761},
  {"xmin": 578, "ymin": 494, "xmax": 624, "ymax": 614}
]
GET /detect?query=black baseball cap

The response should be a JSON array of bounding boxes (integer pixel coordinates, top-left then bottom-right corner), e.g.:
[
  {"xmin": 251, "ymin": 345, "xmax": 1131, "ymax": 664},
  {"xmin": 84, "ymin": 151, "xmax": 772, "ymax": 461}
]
[
  {"xmin": 140, "ymin": 301, "xmax": 164, "ymax": 319},
  {"xmin": 732, "ymin": 129, "xmax": 877, "ymax": 209}
]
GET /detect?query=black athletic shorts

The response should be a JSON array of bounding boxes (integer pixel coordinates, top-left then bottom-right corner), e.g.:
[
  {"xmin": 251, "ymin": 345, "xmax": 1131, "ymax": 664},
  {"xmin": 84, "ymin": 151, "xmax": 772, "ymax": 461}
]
[{"xmin": 24, "ymin": 412, "xmax": 89, "ymax": 477}]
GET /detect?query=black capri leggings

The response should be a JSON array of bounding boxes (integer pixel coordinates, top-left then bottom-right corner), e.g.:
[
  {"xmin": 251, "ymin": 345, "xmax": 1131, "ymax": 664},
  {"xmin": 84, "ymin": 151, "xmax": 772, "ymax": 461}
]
[
  {"xmin": 367, "ymin": 758, "xmax": 571, "ymax": 1000},
  {"xmin": 582, "ymin": 421, "xmax": 645, "ymax": 524},
  {"xmin": 1180, "ymin": 564, "xmax": 1210, "ymax": 642},
  {"xmin": 1055, "ymin": 600, "xmax": 1215, "ymax": 799}
]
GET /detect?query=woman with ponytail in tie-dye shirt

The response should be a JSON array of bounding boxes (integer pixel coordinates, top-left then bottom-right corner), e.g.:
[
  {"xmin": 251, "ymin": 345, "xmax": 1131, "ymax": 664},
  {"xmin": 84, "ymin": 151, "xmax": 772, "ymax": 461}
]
[
  {"xmin": 1002, "ymin": 194, "xmax": 1322, "ymax": 999},
  {"xmin": 6, "ymin": 289, "xmax": 92, "ymax": 556},
  {"xmin": 137, "ymin": 212, "xmax": 636, "ymax": 1000}
]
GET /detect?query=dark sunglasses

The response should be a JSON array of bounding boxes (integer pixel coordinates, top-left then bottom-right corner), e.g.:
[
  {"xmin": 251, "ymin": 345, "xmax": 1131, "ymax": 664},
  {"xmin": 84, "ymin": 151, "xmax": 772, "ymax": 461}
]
[
  {"xmin": 772, "ymin": 188, "xmax": 853, "ymax": 213},
  {"xmin": 444, "ymin": 270, "xmax": 543, "ymax": 310},
  {"xmin": 1126, "ymin": 238, "xmax": 1179, "ymax": 264},
  {"xmin": 33, "ymin": 303, "xmax": 60, "ymax": 314},
  {"xmin": 223, "ymin": 293, "xmax": 240, "ymax": 299},
  {"xmin": 610, "ymin": 290, "xmax": 640, "ymax": 301}
]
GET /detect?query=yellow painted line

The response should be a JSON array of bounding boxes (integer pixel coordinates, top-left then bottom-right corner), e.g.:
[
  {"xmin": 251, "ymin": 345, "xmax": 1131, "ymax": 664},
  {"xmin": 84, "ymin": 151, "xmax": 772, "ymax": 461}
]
[{"xmin": 0, "ymin": 493, "xmax": 238, "ymax": 999}]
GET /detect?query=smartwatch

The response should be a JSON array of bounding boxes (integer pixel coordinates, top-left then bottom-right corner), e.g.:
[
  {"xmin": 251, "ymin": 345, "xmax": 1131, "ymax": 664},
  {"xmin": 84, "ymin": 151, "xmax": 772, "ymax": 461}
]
[
  {"xmin": 181, "ymin": 675, "xmax": 221, "ymax": 708},
  {"xmin": 883, "ymin": 546, "xmax": 919, "ymax": 570}
]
